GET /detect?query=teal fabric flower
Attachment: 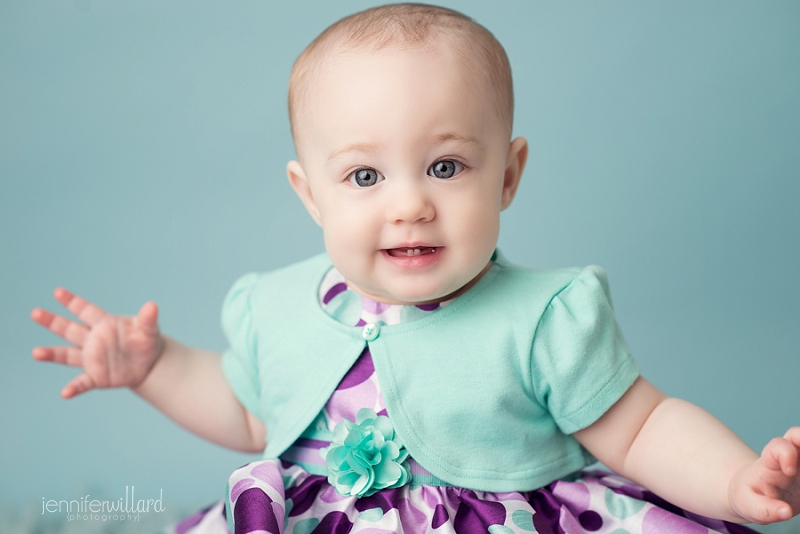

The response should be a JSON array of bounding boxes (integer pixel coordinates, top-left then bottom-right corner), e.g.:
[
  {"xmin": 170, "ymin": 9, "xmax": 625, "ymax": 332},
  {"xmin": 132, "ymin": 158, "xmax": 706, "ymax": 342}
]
[{"xmin": 320, "ymin": 408, "xmax": 411, "ymax": 497}]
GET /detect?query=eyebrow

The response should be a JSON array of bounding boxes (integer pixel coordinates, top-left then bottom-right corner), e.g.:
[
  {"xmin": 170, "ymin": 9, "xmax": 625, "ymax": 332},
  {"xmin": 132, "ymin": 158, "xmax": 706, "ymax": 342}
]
[
  {"xmin": 327, "ymin": 132, "xmax": 483, "ymax": 162},
  {"xmin": 328, "ymin": 142, "xmax": 380, "ymax": 162},
  {"xmin": 432, "ymin": 132, "xmax": 482, "ymax": 148}
]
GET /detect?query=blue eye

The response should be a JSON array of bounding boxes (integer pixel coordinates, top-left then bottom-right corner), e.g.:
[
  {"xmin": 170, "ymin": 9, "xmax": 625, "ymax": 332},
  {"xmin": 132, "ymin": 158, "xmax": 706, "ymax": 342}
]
[
  {"xmin": 428, "ymin": 160, "xmax": 464, "ymax": 179},
  {"xmin": 349, "ymin": 168, "xmax": 384, "ymax": 187}
]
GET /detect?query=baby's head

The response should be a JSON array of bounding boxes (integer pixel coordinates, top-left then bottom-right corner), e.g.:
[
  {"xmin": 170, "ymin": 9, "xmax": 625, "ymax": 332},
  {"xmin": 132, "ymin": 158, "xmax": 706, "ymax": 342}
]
[
  {"xmin": 286, "ymin": 3, "xmax": 528, "ymax": 305},
  {"xmin": 288, "ymin": 3, "xmax": 514, "ymax": 156}
]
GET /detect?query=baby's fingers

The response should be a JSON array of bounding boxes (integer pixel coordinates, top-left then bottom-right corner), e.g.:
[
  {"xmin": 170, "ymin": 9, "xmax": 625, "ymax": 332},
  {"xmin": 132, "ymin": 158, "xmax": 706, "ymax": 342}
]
[
  {"xmin": 30, "ymin": 307, "xmax": 89, "ymax": 346},
  {"xmin": 53, "ymin": 287, "xmax": 108, "ymax": 327},
  {"xmin": 762, "ymin": 437, "xmax": 799, "ymax": 477},
  {"xmin": 784, "ymin": 427, "xmax": 800, "ymax": 450},
  {"xmin": 135, "ymin": 301, "xmax": 160, "ymax": 335},
  {"xmin": 60, "ymin": 372, "xmax": 96, "ymax": 399},
  {"xmin": 32, "ymin": 346, "xmax": 83, "ymax": 367},
  {"xmin": 740, "ymin": 492, "xmax": 793, "ymax": 524}
]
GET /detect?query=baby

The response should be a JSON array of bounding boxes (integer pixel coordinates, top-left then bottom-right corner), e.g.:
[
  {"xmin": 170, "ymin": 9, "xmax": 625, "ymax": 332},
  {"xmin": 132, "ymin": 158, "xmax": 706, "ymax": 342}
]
[{"xmin": 31, "ymin": 4, "xmax": 799, "ymax": 533}]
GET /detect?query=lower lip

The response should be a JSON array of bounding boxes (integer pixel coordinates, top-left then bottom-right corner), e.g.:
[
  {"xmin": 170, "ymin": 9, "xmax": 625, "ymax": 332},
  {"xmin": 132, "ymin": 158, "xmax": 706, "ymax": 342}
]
[{"xmin": 381, "ymin": 247, "xmax": 443, "ymax": 269}]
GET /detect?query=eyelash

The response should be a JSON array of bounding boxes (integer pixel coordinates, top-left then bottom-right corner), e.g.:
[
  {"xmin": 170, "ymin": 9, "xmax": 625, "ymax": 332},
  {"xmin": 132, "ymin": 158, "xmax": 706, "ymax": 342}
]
[
  {"xmin": 346, "ymin": 159, "xmax": 469, "ymax": 187},
  {"xmin": 348, "ymin": 168, "xmax": 385, "ymax": 187},
  {"xmin": 428, "ymin": 159, "xmax": 467, "ymax": 179}
]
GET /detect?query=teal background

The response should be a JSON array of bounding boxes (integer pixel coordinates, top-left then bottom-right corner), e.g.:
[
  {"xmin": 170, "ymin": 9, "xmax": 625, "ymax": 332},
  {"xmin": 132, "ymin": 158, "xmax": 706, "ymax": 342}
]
[{"xmin": 1, "ymin": 0, "xmax": 798, "ymax": 529}]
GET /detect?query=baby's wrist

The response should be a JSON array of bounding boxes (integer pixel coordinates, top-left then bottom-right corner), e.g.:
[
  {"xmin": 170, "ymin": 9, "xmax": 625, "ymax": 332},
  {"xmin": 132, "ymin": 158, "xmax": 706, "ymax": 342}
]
[
  {"xmin": 131, "ymin": 334, "xmax": 167, "ymax": 392},
  {"xmin": 725, "ymin": 461, "xmax": 760, "ymax": 524}
]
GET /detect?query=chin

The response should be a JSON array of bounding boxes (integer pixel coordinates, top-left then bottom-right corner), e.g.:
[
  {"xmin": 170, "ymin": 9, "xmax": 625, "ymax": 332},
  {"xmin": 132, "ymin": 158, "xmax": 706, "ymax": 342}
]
[{"xmin": 384, "ymin": 284, "xmax": 449, "ymax": 306}]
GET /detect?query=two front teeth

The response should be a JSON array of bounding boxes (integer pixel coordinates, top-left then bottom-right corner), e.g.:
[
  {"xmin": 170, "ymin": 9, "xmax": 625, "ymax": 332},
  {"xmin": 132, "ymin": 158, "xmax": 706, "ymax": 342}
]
[{"xmin": 401, "ymin": 248, "xmax": 436, "ymax": 256}]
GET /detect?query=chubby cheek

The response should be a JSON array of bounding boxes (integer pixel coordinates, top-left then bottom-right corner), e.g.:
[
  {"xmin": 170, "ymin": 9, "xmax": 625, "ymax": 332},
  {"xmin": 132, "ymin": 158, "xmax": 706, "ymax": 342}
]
[
  {"xmin": 321, "ymin": 215, "xmax": 378, "ymax": 280},
  {"xmin": 323, "ymin": 220, "xmax": 362, "ymax": 259},
  {"xmin": 317, "ymin": 191, "xmax": 369, "ymax": 248},
  {"xmin": 463, "ymin": 220, "xmax": 500, "ymax": 277},
  {"xmin": 452, "ymin": 197, "xmax": 501, "ymax": 259}
]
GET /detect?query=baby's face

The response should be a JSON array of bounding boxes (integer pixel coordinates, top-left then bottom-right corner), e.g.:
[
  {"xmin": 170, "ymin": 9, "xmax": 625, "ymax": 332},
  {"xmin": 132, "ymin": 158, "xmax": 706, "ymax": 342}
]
[{"xmin": 288, "ymin": 44, "xmax": 526, "ymax": 304}]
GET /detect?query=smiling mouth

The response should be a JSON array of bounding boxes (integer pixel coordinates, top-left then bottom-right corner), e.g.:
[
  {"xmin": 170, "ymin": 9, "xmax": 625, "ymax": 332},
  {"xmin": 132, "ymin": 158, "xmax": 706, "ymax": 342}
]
[{"xmin": 386, "ymin": 247, "xmax": 438, "ymax": 257}]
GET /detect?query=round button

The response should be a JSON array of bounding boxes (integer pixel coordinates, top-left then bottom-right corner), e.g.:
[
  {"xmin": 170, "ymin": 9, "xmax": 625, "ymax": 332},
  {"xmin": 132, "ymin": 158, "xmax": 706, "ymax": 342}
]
[{"xmin": 361, "ymin": 323, "xmax": 380, "ymax": 341}]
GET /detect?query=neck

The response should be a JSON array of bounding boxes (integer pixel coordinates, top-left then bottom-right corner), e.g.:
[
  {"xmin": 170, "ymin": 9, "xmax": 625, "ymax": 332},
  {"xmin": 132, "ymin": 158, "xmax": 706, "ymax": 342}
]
[{"xmin": 345, "ymin": 261, "xmax": 494, "ymax": 306}]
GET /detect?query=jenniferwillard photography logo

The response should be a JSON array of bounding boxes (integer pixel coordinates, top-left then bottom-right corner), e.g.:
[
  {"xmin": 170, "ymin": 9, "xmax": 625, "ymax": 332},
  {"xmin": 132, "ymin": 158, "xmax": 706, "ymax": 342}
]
[{"xmin": 42, "ymin": 486, "xmax": 165, "ymax": 522}]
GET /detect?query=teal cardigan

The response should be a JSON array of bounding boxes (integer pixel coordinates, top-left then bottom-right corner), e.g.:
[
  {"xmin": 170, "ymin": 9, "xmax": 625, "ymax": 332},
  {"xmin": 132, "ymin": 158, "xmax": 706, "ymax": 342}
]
[{"xmin": 221, "ymin": 252, "xmax": 639, "ymax": 492}]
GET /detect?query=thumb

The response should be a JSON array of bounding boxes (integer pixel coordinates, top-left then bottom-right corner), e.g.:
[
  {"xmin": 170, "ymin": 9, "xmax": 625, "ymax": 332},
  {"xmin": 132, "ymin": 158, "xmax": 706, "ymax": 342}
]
[
  {"xmin": 738, "ymin": 491, "xmax": 792, "ymax": 524},
  {"xmin": 135, "ymin": 301, "xmax": 160, "ymax": 335},
  {"xmin": 61, "ymin": 373, "xmax": 96, "ymax": 399}
]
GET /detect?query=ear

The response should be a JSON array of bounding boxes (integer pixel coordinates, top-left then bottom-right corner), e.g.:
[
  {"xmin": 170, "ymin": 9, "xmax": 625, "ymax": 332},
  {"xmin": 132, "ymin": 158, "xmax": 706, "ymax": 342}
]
[
  {"xmin": 500, "ymin": 136, "xmax": 528, "ymax": 210},
  {"xmin": 287, "ymin": 160, "xmax": 322, "ymax": 226}
]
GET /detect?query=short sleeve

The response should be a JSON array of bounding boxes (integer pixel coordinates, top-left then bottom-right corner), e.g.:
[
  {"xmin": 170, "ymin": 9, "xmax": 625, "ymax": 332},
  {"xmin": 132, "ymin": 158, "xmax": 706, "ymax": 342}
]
[
  {"xmin": 220, "ymin": 272, "xmax": 263, "ymax": 421},
  {"xmin": 531, "ymin": 265, "xmax": 639, "ymax": 435}
]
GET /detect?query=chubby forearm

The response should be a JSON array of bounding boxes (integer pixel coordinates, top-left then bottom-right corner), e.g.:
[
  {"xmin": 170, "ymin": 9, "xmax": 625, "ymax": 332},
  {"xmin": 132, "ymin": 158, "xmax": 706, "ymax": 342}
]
[
  {"xmin": 574, "ymin": 377, "xmax": 758, "ymax": 522},
  {"xmin": 622, "ymin": 397, "xmax": 758, "ymax": 522},
  {"xmin": 132, "ymin": 336, "xmax": 266, "ymax": 453}
]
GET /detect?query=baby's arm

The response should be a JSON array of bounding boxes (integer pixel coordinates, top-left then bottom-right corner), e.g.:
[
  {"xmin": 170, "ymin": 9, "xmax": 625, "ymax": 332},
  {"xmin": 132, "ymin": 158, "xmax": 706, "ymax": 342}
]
[
  {"xmin": 31, "ymin": 288, "xmax": 265, "ymax": 453},
  {"xmin": 131, "ymin": 335, "xmax": 266, "ymax": 452},
  {"xmin": 574, "ymin": 377, "xmax": 800, "ymax": 524}
]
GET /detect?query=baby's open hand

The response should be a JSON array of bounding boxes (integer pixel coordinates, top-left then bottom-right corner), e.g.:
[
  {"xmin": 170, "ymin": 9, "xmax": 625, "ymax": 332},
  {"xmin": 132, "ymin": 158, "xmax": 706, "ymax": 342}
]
[
  {"xmin": 31, "ymin": 288, "xmax": 163, "ymax": 398},
  {"xmin": 729, "ymin": 427, "xmax": 800, "ymax": 524}
]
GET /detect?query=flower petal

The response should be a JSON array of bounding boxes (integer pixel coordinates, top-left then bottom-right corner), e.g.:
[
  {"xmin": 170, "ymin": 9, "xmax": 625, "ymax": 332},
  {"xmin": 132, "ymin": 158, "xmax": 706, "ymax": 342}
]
[
  {"xmin": 326, "ymin": 409, "xmax": 411, "ymax": 497},
  {"xmin": 356, "ymin": 408, "xmax": 378, "ymax": 425},
  {"xmin": 372, "ymin": 416, "xmax": 394, "ymax": 440},
  {"xmin": 374, "ymin": 459, "xmax": 402, "ymax": 486},
  {"xmin": 351, "ymin": 471, "xmax": 374, "ymax": 497}
]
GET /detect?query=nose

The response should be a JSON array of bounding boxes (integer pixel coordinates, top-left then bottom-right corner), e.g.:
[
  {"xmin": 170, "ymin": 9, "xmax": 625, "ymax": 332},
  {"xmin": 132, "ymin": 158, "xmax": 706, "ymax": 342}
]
[{"xmin": 385, "ymin": 178, "xmax": 435, "ymax": 224}]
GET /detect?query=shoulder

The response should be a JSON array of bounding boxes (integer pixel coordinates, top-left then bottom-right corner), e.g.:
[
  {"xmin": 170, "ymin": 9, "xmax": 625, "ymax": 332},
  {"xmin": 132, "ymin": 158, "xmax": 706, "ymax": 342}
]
[
  {"xmin": 225, "ymin": 253, "xmax": 331, "ymax": 298},
  {"xmin": 221, "ymin": 253, "xmax": 331, "ymax": 326},
  {"xmin": 542, "ymin": 264, "xmax": 616, "ymax": 314},
  {"xmin": 472, "ymin": 253, "xmax": 618, "ymax": 333},
  {"xmin": 487, "ymin": 253, "xmax": 598, "ymax": 305}
]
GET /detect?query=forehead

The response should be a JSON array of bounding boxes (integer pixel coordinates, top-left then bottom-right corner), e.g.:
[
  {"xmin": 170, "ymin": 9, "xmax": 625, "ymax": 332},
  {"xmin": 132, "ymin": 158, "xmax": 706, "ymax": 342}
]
[{"xmin": 299, "ymin": 44, "xmax": 501, "ymax": 161}]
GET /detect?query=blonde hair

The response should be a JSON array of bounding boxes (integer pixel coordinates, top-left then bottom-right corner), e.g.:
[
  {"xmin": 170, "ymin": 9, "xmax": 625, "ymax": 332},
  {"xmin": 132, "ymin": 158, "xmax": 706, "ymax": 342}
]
[{"xmin": 288, "ymin": 3, "xmax": 514, "ymax": 154}]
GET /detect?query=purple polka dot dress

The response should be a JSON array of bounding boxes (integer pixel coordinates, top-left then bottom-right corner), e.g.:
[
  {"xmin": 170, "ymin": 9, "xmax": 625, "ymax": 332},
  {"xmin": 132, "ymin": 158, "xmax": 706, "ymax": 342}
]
[{"xmin": 163, "ymin": 268, "xmax": 759, "ymax": 534}]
